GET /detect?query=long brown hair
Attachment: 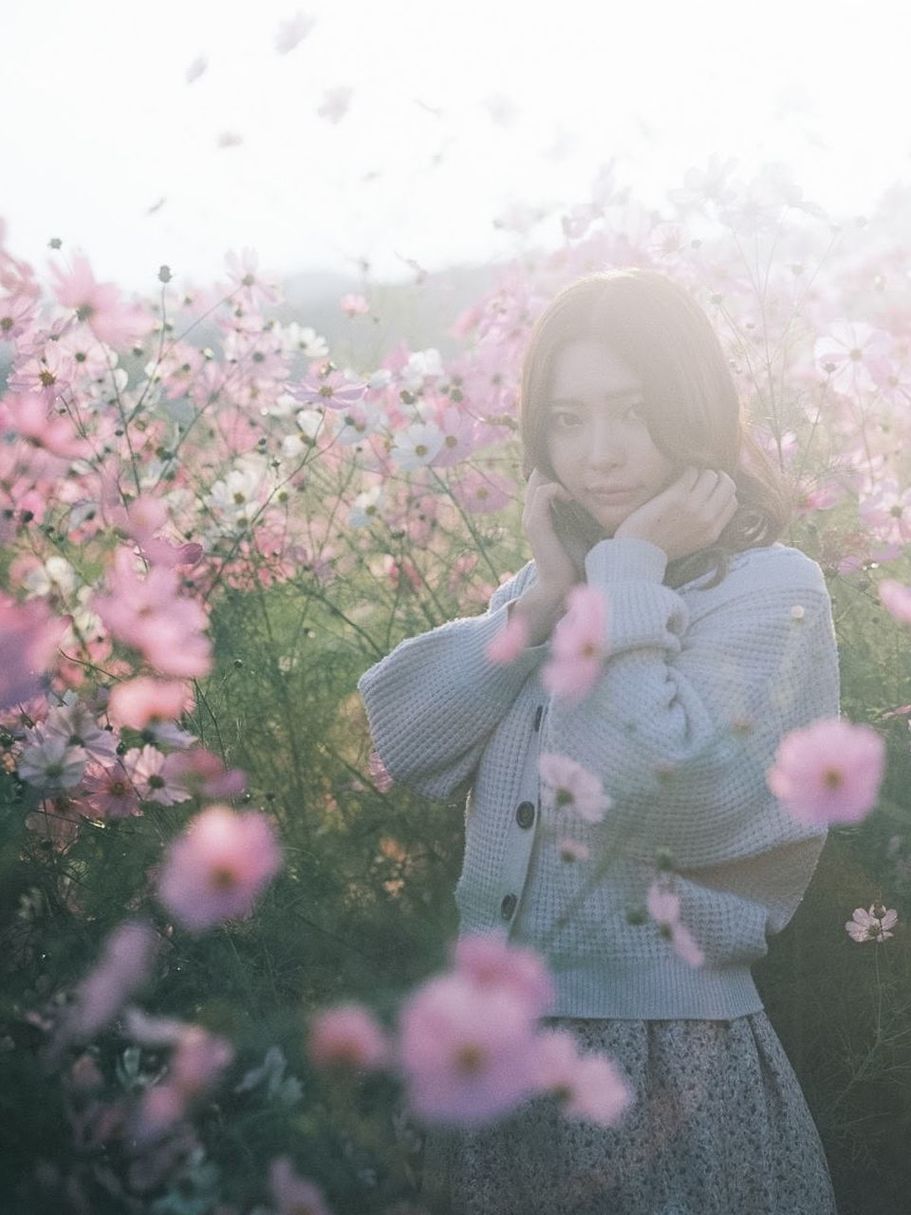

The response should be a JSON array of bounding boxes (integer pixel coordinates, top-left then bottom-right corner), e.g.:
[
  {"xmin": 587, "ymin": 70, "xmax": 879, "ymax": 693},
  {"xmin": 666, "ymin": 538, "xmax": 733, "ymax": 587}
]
[{"xmin": 517, "ymin": 268, "xmax": 796, "ymax": 589}]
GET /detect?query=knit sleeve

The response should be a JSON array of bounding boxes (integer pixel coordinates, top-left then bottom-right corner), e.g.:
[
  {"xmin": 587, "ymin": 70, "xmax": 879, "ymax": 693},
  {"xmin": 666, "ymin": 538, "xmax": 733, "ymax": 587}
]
[
  {"xmin": 542, "ymin": 537, "xmax": 841, "ymax": 869},
  {"xmin": 357, "ymin": 560, "xmax": 548, "ymax": 800}
]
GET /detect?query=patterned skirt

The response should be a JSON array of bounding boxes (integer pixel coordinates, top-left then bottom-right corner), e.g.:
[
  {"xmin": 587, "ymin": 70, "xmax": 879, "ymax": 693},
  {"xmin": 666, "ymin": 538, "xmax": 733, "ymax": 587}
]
[{"xmin": 413, "ymin": 1010, "xmax": 838, "ymax": 1215}]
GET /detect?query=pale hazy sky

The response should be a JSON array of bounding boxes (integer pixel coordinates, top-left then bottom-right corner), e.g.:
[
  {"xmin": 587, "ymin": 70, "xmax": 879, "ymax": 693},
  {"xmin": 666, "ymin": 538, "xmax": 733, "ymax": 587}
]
[{"xmin": 2, "ymin": 0, "xmax": 909, "ymax": 295}]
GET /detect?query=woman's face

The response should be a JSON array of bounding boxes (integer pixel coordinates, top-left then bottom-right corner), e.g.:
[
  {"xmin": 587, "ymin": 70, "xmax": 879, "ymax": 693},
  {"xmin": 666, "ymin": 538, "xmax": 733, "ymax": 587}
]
[{"xmin": 544, "ymin": 337, "xmax": 679, "ymax": 535}]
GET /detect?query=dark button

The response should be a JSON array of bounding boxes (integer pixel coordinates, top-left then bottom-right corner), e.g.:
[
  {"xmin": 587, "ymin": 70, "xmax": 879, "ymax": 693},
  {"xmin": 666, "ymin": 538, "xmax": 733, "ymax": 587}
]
[
  {"xmin": 533, "ymin": 705, "xmax": 543, "ymax": 731},
  {"xmin": 500, "ymin": 893, "xmax": 517, "ymax": 920},
  {"xmin": 515, "ymin": 800, "xmax": 535, "ymax": 829}
]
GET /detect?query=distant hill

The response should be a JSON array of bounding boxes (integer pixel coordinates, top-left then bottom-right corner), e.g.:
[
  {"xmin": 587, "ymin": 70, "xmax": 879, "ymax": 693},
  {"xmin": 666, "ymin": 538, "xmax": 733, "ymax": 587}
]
[{"xmin": 0, "ymin": 259, "xmax": 508, "ymax": 391}]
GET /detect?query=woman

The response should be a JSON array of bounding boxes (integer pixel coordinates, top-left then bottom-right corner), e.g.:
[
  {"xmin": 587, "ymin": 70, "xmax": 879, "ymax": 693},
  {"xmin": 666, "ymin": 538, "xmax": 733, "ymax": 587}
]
[{"xmin": 358, "ymin": 268, "xmax": 840, "ymax": 1213}]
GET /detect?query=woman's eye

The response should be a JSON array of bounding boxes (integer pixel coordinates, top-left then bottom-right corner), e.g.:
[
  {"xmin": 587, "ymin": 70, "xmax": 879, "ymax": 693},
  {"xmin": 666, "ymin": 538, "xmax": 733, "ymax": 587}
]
[{"xmin": 550, "ymin": 410, "xmax": 580, "ymax": 428}]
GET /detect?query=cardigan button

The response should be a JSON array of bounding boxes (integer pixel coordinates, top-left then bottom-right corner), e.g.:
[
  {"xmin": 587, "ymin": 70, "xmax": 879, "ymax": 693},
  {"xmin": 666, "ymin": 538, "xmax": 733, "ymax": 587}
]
[
  {"xmin": 515, "ymin": 800, "xmax": 535, "ymax": 829},
  {"xmin": 500, "ymin": 893, "xmax": 517, "ymax": 920}
]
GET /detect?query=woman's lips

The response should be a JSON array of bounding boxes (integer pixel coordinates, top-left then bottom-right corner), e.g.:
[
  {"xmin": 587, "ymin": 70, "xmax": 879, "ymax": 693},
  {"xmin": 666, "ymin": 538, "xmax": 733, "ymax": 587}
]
[{"xmin": 587, "ymin": 486, "xmax": 637, "ymax": 502}]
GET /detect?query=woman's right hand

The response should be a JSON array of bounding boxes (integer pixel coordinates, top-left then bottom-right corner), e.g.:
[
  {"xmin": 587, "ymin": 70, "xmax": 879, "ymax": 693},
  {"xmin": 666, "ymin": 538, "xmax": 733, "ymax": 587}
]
[{"xmin": 522, "ymin": 468, "xmax": 585, "ymax": 599}]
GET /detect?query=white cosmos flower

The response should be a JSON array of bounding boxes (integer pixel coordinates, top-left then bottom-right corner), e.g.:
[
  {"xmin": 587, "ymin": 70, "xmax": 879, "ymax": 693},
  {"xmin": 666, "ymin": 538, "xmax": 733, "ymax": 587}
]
[
  {"xmin": 400, "ymin": 349, "xmax": 443, "ymax": 392},
  {"xmin": 389, "ymin": 422, "xmax": 445, "ymax": 470},
  {"xmin": 21, "ymin": 556, "xmax": 79, "ymax": 600},
  {"xmin": 349, "ymin": 485, "xmax": 384, "ymax": 527}
]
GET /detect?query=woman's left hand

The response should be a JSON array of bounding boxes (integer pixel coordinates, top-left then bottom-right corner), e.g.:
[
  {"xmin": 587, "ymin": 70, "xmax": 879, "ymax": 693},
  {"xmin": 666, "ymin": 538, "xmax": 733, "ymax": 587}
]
[{"xmin": 614, "ymin": 466, "xmax": 738, "ymax": 562}]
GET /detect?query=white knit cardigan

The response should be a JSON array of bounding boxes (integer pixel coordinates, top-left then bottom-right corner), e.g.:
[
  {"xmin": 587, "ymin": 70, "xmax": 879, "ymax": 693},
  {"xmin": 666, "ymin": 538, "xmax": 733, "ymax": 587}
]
[{"xmin": 357, "ymin": 537, "xmax": 840, "ymax": 1019}]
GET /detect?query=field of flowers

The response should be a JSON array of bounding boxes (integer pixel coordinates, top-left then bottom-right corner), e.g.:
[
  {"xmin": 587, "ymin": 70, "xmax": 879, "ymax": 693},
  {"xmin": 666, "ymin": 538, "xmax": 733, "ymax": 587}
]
[{"xmin": 2, "ymin": 160, "xmax": 911, "ymax": 1214}]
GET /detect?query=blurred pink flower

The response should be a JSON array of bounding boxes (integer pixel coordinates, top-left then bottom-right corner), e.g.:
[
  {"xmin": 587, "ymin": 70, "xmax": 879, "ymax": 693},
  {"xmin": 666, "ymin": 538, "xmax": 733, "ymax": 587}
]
[
  {"xmin": 813, "ymin": 320, "xmax": 893, "ymax": 395},
  {"xmin": 307, "ymin": 1002, "xmax": 391, "ymax": 1072},
  {"xmin": 538, "ymin": 752, "xmax": 612, "ymax": 823},
  {"xmin": 185, "ymin": 54, "xmax": 207, "ymax": 83},
  {"xmin": 317, "ymin": 85, "xmax": 353, "ymax": 123},
  {"xmin": 845, "ymin": 902, "xmax": 898, "ymax": 943},
  {"xmin": 49, "ymin": 254, "xmax": 152, "ymax": 348},
  {"xmin": 447, "ymin": 467, "xmax": 513, "ymax": 514},
  {"xmin": 156, "ymin": 805, "xmax": 283, "ymax": 934},
  {"xmin": 858, "ymin": 480, "xmax": 911, "ymax": 548},
  {"xmin": 557, "ymin": 837, "xmax": 590, "ymax": 862},
  {"xmin": 269, "ymin": 1157, "xmax": 332, "ymax": 1215},
  {"xmin": 878, "ymin": 578, "xmax": 911, "ymax": 624},
  {"xmin": 646, "ymin": 880, "xmax": 705, "ymax": 968},
  {"xmin": 451, "ymin": 932, "xmax": 555, "ymax": 1019},
  {"xmin": 340, "ymin": 292, "xmax": 369, "ymax": 317},
  {"xmin": 541, "ymin": 584, "xmax": 608, "ymax": 702},
  {"xmin": 224, "ymin": 248, "xmax": 280, "ymax": 311},
  {"xmin": 0, "ymin": 594, "xmax": 68, "ymax": 709},
  {"xmin": 485, "ymin": 607, "xmax": 530, "ymax": 665},
  {"xmin": 766, "ymin": 717, "xmax": 886, "ymax": 826},
  {"xmin": 274, "ymin": 11, "xmax": 317, "ymax": 54},
  {"xmin": 107, "ymin": 677, "xmax": 192, "ymax": 731},
  {"xmin": 0, "ymin": 390, "xmax": 92, "ymax": 459},
  {"xmin": 48, "ymin": 920, "xmax": 159, "ymax": 1057},
  {"xmin": 90, "ymin": 546, "xmax": 212, "ymax": 678},
  {"xmin": 529, "ymin": 1028, "xmax": 634, "ymax": 1127},
  {"xmin": 131, "ymin": 1020, "xmax": 235, "ymax": 1144},
  {"xmin": 396, "ymin": 972, "xmax": 540, "ymax": 1126},
  {"xmin": 163, "ymin": 747, "xmax": 247, "ymax": 800}
]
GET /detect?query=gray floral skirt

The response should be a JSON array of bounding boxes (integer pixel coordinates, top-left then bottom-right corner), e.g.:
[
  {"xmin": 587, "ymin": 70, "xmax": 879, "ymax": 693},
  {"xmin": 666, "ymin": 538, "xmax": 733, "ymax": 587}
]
[{"xmin": 412, "ymin": 1011, "xmax": 838, "ymax": 1215}]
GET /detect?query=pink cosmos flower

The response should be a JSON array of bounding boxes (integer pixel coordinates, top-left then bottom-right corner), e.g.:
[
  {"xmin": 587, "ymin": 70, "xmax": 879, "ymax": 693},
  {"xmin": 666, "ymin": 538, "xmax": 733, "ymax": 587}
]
[
  {"xmin": 290, "ymin": 366, "xmax": 367, "ymax": 411},
  {"xmin": 557, "ymin": 837, "xmax": 590, "ymax": 862},
  {"xmin": 766, "ymin": 717, "xmax": 886, "ymax": 826},
  {"xmin": 156, "ymin": 805, "xmax": 283, "ymax": 934},
  {"xmin": 8, "ymin": 342, "xmax": 76, "ymax": 405},
  {"xmin": 107, "ymin": 678, "xmax": 192, "ymax": 731},
  {"xmin": 0, "ymin": 291, "xmax": 38, "ymax": 342},
  {"xmin": 41, "ymin": 697, "xmax": 118, "ymax": 764},
  {"xmin": 529, "ymin": 1028, "xmax": 634, "ymax": 1127},
  {"xmin": 845, "ymin": 903, "xmax": 898, "ymax": 943},
  {"xmin": 224, "ymin": 248, "xmax": 280, "ymax": 312},
  {"xmin": 162, "ymin": 747, "xmax": 247, "ymax": 800},
  {"xmin": 18, "ymin": 723, "xmax": 87, "ymax": 791},
  {"xmin": 49, "ymin": 254, "xmax": 152, "ymax": 348},
  {"xmin": 129, "ymin": 1017, "xmax": 235, "ymax": 1144},
  {"xmin": 813, "ymin": 320, "xmax": 893, "ymax": 396},
  {"xmin": 90, "ymin": 546, "xmax": 212, "ymax": 678},
  {"xmin": 541, "ymin": 584, "xmax": 609, "ymax": 702},
  {"xmin": 307, "ymin": 1002, "xmax": 391, "ymax": 1072},
  {"xmin": 485, "ymin": 607, "xmax": 530, "ymax": 665},
  {"xmin": 48, "ymin": 920, "xmax": 159, "ymax": 1056},
  {"xmin": 269, "ymin": 1157, "xmax": 332, "ymax": 1215},
  {"xmin": 451, "ymin": 932, "xmax": 555, "ymax": 1019},
  {"xmin": 340, "ymin": 292, "xmax": 369, "ymax": 317},
  {"xmin": 0, "ymin": 594, "xmax": 68, "ymax": 710},
  {"xmin": 448, "ymin": 467, "xmax": 513, "ymax": 513},
  {"xmin": 80, "ymin": 760, "xmax": 142, "ymax": 819},
  {"xmin": 538, "ymin": 752, "xmax": 612, "ymax": 823},
  {"xmin": 646, "ymin": 880, "xmax": 705, "ymax": 968},
  {"xmin": 121, "ymin": 745, "xmax": 192, "ymax": 806},
  {"xmin": 858, "ymin": 480, "xmax": 911, "ymax": 548},
  {"xmin": 396, "ymin": 972, "xmax": 540, "ymax": 1126},
  {"xmin": 0, "ymin": 390, "xmax": 93, "ymax": 459},
  {"xmin": 879, "ymin": 579, "xmax": 911, "ymax": 625}
]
